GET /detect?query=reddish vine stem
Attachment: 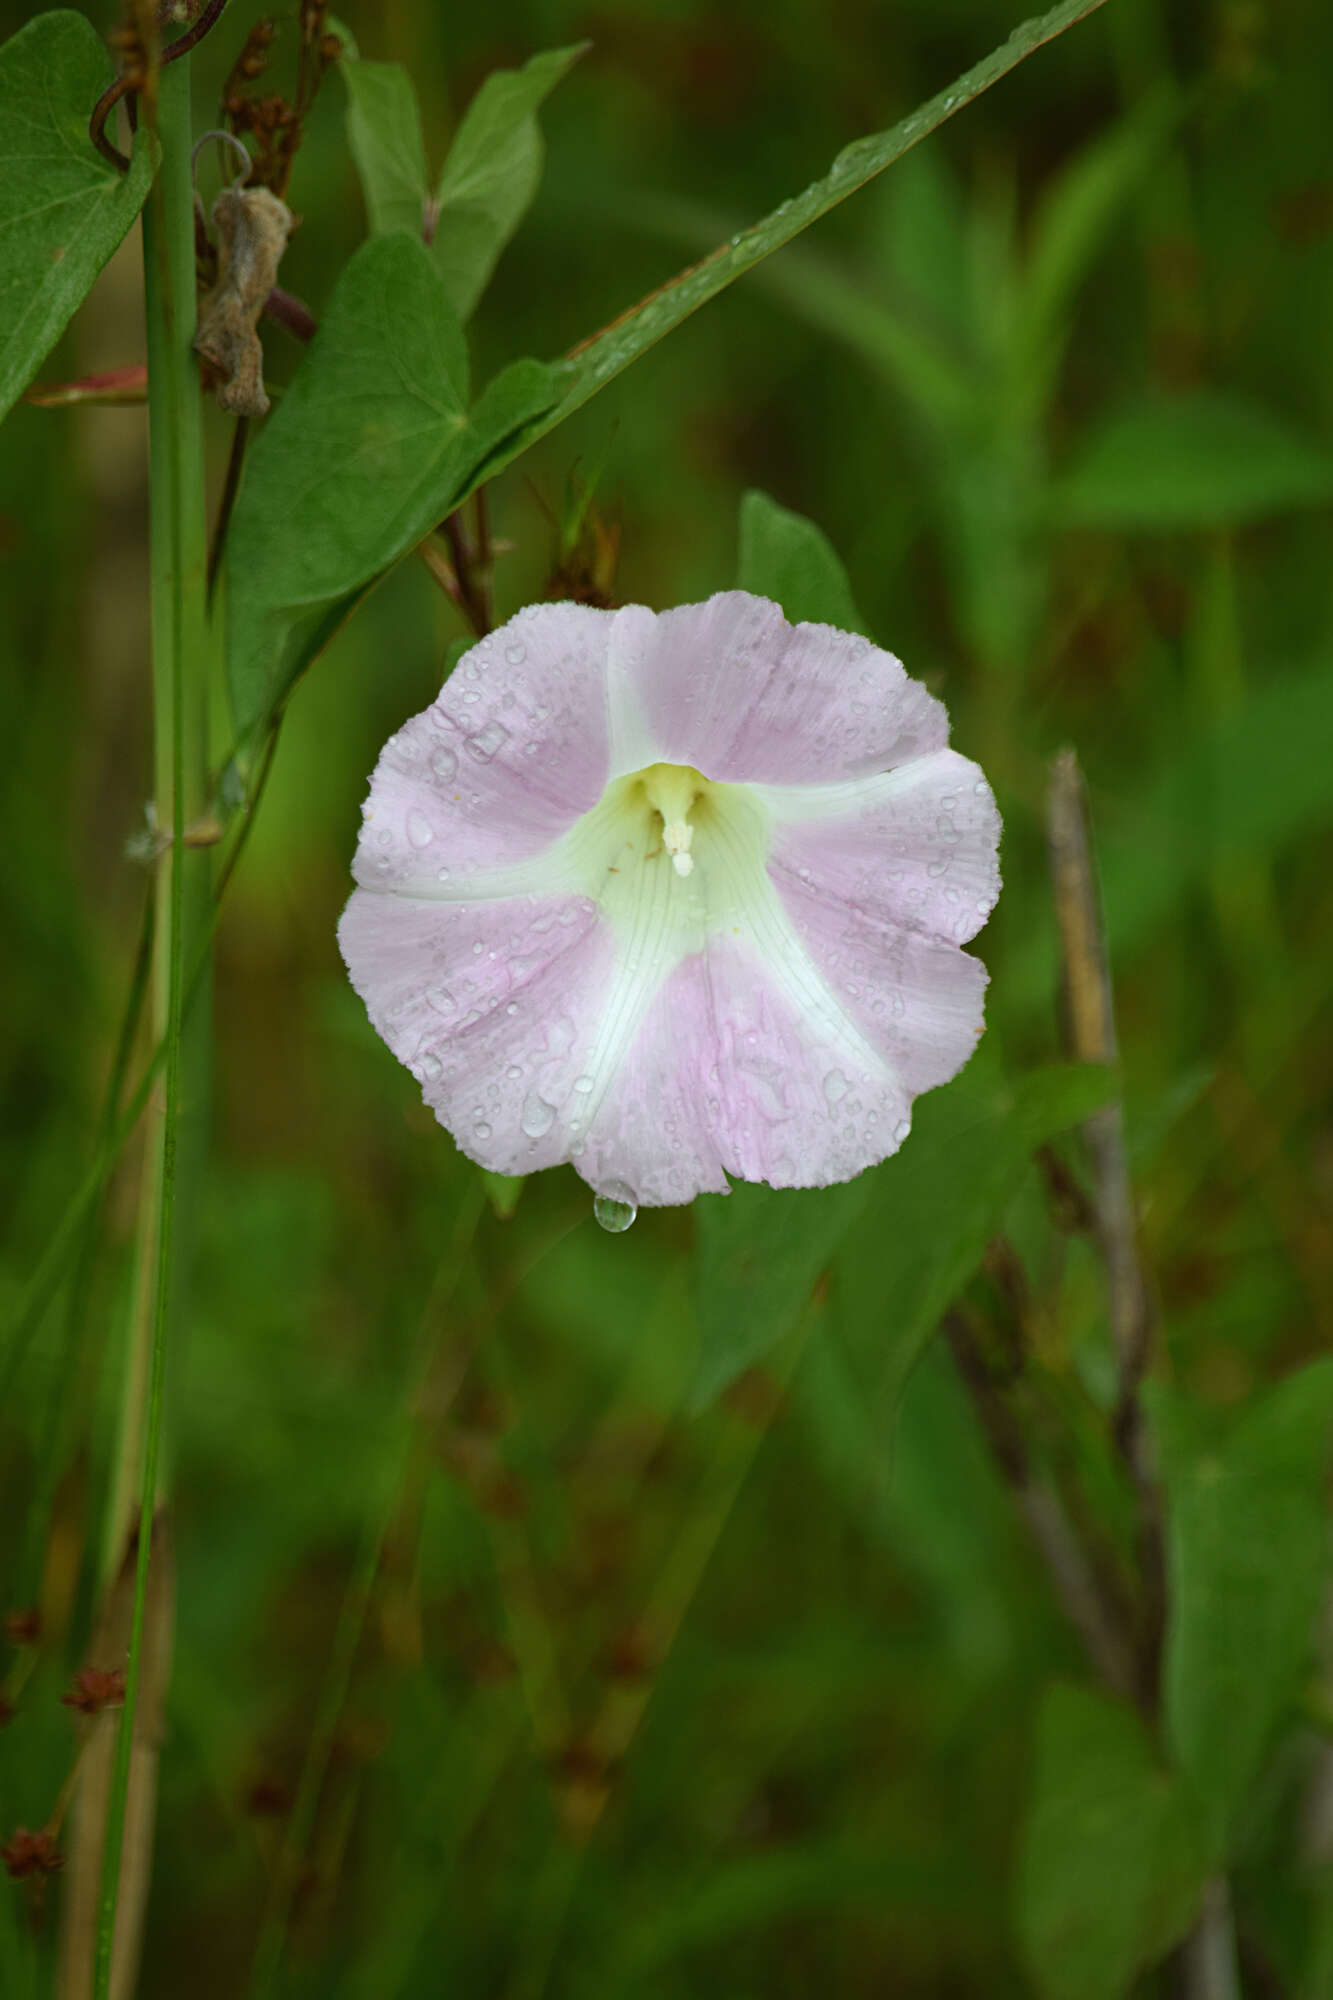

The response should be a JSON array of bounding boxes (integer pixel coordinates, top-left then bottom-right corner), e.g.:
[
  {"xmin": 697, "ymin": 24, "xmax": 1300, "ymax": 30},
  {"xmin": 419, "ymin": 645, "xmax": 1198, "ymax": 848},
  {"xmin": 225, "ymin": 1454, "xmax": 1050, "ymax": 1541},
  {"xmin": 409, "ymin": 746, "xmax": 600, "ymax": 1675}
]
[
  {"xmin": 262, "ymin": 285, "xmax": 316, "ymax": 342},
  {"xmin": 160, "ymin": 0, "xmax": 230, "ymax": 67},
  {"xmin": 443, "ymin": 508, "xmax": 494, "ymax": 638},
  {"xmin": 89, "ymin": 75, "xmax": 135, "ymax": 171}
]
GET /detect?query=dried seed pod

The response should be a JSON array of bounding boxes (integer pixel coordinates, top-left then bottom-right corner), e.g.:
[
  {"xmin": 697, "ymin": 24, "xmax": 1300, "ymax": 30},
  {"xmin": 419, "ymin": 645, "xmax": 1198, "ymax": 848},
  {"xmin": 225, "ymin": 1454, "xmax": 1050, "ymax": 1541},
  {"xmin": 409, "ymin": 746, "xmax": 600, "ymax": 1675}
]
[{"xmin": 194, "ymin": 185, "xmax": 293, "ymax": 417}]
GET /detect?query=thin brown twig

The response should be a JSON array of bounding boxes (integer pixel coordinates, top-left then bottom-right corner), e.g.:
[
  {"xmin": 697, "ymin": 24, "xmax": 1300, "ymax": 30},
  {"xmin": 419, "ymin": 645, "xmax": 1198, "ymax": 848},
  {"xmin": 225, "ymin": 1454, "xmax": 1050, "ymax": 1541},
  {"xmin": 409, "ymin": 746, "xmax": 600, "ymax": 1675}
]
[
  {"xmin": 416, "ymin": 537, "xmax": 465, "ymax": 611},
  {"xmin": 473, "ymin": 486, "xmax": 495, "ymax": 634},
  {"xmin": 443, "ymin": 511, "xmax": 493, "ymax": 638},
  {"xmin": 1048, "ymin": 750, "xmax": 1155, "ymax": 1416},
  {"xmin": 943, "ymin": 1310, "xmax": 1138, "ymax": 1702},
  {"xmin": 1047, "ymin": 746, "xmax": 1165, "ymax": 1702},
  {"xmin": 1174, "ymin": 1878, "xmax": 1242, "ymax": 2000}
]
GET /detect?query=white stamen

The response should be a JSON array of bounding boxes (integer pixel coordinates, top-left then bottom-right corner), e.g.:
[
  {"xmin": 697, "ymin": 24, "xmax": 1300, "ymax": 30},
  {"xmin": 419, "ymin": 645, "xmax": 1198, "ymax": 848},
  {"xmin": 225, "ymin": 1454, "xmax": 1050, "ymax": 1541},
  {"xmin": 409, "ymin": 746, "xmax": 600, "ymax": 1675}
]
[
  {"xmin": 642, "ymin": 764, "xmax": 704, "ymax": 882},
  {"xmin": 662, "ymin": 819, "xmax": 694, "ymax": 877}
]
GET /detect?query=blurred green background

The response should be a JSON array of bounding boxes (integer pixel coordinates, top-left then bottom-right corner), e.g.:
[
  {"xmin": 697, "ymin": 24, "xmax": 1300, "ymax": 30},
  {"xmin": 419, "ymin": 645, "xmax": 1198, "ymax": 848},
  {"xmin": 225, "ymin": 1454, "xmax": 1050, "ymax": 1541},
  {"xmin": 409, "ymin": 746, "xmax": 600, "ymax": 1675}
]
[{"xmin": 3, "ymin": 0, "xmax": 1333, "ymax": 1993}]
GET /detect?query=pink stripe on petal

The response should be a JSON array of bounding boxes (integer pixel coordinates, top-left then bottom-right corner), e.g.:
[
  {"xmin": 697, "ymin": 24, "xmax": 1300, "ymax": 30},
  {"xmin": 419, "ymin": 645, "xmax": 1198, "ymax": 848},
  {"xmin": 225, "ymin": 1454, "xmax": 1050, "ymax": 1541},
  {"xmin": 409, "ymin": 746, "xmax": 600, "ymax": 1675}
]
[
  {"xmin": 570, "ymin": 938, "xmax": 918, "ymax": 1203},
  {"xmin": 567, "ymin": 959, "xmax": 731, "ymax": 1206},
  {"xmin": 772, "ymin": 872, "xmax": 989, "ymax": 1098},
  {"xmin": 626, "ymin": 591, "xmax": 948, "ymax": 784},
  {"xmin": 352, "ymin": 602, "xmax": 615, "ymax": 888},
  {"xmin": 766, "ymin": 749, "xmax": 1001, "ymax": 947},
  {"xmin": 590, "ymin": 940, "xmax": 912, "ymax": 1195}
]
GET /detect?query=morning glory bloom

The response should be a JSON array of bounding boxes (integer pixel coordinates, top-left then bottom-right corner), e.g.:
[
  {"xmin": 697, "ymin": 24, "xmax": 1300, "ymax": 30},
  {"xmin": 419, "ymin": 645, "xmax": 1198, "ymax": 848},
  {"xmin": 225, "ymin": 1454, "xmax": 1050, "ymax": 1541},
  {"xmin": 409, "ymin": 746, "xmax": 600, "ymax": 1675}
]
[{"xmin": 339, "ymin": 593, "xmax": 1000, "ymax": 1209}]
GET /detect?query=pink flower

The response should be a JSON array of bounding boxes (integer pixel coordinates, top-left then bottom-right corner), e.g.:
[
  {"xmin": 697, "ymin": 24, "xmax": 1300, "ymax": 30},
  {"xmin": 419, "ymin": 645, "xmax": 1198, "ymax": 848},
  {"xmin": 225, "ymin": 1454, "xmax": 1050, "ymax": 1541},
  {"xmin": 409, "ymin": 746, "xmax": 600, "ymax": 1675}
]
[{"xmin": 339, "ymin": 592, "xmax": 1000, "ymax": 1209}]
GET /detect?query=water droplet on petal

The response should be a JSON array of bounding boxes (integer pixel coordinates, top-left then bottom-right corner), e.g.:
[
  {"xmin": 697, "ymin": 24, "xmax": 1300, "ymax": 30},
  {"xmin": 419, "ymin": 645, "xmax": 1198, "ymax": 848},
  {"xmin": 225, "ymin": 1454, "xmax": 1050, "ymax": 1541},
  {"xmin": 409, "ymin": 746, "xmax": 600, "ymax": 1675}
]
[
  {"xmin": 468, "ymin": 720, "xmax": 509, "ymax": 761},
  {"xmin": 594, "ymin": 1181, "xmax": 638, "ymax": 1233},
  {"xmin": 893, "ymin": 1117, "xmax": 911, "ymax": 1144},
  {"xmin": 573, "ymin": 1075, "xmax": 595, "ymax": 1094},
  {"xmin": 520, "ymin": 1092, "xmax": 556, "ymax": 1138},
  {"xmin": 420, "ymin": 1053, "xmax": 442, "ymax": 1080},
  {"xmin": 431, "ymin": 748, "xmax": 457, "ymax": 782},
  {"xmin": 505, "ymin": 642, "xmax": 527, "ymax": 665},
  {"xmin": 407, "ymin": 808, "xmax": 433, "ymax": 848},
  {"xmin": 474, "ymin": 1120, "xmax": 492, "ymax": 1140},
  {"xmin": 823, "ymin": 1070, "xmax": 850, "ymax": 1108},
  {"xmin": 426, "ymin": 985, "xmax": 455, "ymax": 1015},
  {"xmin": 436, "ymin": 865, "xmax": 451, "ymax": 882}
]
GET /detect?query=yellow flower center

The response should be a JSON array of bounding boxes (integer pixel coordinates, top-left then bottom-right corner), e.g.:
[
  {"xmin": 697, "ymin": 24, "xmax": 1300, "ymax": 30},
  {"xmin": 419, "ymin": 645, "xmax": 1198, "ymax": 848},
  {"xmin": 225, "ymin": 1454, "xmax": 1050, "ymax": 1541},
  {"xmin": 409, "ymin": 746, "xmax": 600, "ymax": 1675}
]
[{"xmin": 639, "ymin": 761, "xmax": 708, "ymax": 878}]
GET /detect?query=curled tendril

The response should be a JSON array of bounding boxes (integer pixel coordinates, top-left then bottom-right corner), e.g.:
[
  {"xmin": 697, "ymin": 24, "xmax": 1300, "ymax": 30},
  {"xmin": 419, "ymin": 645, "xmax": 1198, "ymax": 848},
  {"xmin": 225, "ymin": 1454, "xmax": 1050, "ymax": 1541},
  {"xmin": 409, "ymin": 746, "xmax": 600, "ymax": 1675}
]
[
  {"xmin": 89, "ymin": 0, "xmax": 232, "ymax": 174},
  {"xmin": 192, "ymin": 127, "xmax": 253, "ymax": 191}
]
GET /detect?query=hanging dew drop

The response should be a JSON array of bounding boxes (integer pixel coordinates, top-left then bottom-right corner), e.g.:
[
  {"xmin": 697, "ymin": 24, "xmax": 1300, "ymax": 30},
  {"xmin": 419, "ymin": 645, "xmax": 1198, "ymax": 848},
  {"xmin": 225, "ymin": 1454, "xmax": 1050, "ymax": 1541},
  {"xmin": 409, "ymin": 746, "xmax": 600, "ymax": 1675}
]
[
  {"xmin": 520, "ymin": 1092, "xmax": 556, "ymax": 1139},
  {"xmin": 593, "ymin": 1180, "xmax": 638, "ymax": 1233}
]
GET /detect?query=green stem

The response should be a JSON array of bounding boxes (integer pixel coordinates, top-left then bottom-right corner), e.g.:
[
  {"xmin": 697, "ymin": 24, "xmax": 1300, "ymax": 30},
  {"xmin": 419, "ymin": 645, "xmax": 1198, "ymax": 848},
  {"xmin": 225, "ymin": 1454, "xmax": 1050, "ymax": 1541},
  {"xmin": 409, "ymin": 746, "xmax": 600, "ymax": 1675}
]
[
  {"xmin": 93, "ymin": 50, "xmax": 211, "ymax": 1998},
  {"xmin": 11, "ymin": 886, "xmax": 155, "ymax": 1611},
  {"xmin": 0, "ymin": 722, "xmax": 277, "ymax": 1416}
]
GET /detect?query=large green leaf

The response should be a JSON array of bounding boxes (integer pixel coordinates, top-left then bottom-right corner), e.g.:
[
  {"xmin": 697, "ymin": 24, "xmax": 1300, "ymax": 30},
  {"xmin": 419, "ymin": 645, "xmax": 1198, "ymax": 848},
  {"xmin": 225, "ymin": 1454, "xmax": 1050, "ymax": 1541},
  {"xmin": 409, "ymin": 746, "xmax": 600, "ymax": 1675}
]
[
  {"xmin": 0, "ymin": 10, "xmax": 156, "ymax": 424},
  {"xmin": 431, "ymin": 44, "xmax": 586, "ymax": 322},
  {"xmin": 694, "ymin": 1063, "xmax": 1112, "ymax": 1412},
  {"xmin": 1154, "ymin": 1360, "xmax": 1333, "ymax": 1856},
  {"xmin": 833, "ymin": 1063, "xmax": 1115, "ymax": 1413},
  {"xmin": 1053, "ymin": 388, "xmax": 1333, "ymax": 529},
  {"xmin": 736, "ymin": 488, "xmax": 867, "ymax": 632},
  {"xmin": 224, "ymin": 233, "xmax": 566, "ymax": 738},
  {"xmin": 1017, "ymin": 1683, "xmax": 1205, "ymax": 2000},
  {"xmin": 340, "ymin": 43, "xmax": 583, "ymax": 322},
  {"xmin": 692, "ymin": 1177, "xmax": 875, "ymax": 1409},
  {"xmin": 343, "ymin": 58, "xmax": 429, "ymax": 238}
]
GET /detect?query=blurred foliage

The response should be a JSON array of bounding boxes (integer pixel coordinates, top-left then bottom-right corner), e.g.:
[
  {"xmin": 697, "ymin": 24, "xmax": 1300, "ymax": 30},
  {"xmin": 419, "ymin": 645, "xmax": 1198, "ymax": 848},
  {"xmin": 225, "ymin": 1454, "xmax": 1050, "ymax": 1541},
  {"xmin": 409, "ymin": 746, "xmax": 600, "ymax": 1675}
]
[{"xmin": 2, "ymin": 0, "xmax": 1333, "ymax": 1995}]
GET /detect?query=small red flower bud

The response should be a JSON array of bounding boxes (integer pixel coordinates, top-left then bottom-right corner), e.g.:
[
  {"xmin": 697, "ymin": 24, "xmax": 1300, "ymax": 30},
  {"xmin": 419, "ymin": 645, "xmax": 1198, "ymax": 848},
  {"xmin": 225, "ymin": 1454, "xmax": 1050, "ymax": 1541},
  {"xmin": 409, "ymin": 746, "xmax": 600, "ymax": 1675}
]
[
  {"xmin": 61, "ymin": 1667, "xmax": 126, "ymax": 1716},
  {"xmin": 1, "ymin": 1829, "xmax": 62, "ymax": 1879},
  {"xmin": 245, "ymin": 1776, "xmax": 291, "ymax": 1818}
]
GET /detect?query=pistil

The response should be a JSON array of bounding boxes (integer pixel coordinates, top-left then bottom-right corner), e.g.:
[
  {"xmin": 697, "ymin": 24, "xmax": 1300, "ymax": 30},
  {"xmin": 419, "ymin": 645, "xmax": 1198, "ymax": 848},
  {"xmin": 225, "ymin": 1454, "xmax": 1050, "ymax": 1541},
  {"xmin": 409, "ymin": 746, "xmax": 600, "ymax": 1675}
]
[{"xmin": 641, "ymin": 763, "xmax": 705, "ymax": 878}]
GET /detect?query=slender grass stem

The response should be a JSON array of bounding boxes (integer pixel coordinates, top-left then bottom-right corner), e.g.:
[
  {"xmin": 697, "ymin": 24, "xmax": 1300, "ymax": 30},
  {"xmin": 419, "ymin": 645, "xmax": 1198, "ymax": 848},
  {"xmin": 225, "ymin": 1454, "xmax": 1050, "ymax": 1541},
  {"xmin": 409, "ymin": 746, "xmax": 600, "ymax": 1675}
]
[
  {"xmin": 11, "ymin": 885, "xmax": 155, "ymax": 1611},
  {"xmin": 92, "ymin": 50, "xmax": 210, "ymax": 2000},
  {"xmin": 1, "ymin": 723, "xmax": 279, "ymax": 1411}
]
